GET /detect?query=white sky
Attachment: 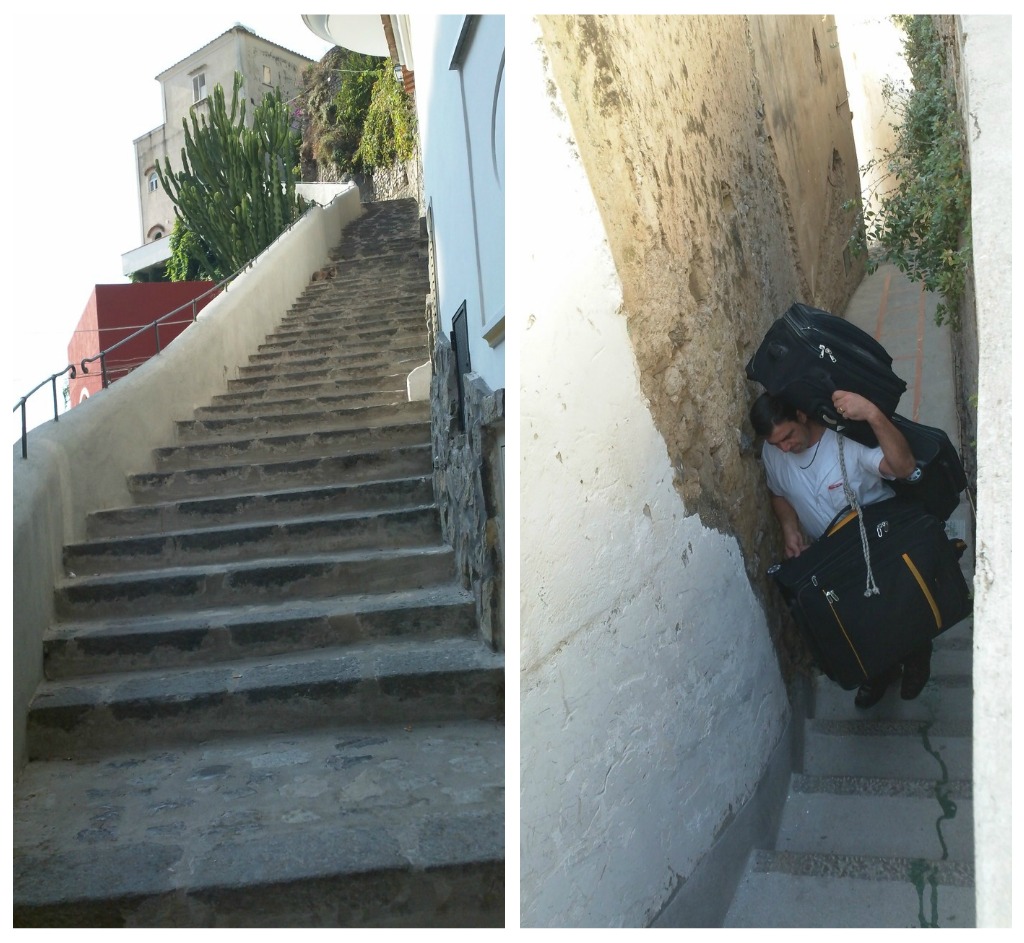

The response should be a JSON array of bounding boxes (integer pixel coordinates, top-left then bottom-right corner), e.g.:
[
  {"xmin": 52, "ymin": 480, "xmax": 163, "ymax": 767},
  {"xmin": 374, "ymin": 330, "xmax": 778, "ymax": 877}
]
[{"xmin": 5, "ymin": 8, "xmax": 334, "ymax": 439}]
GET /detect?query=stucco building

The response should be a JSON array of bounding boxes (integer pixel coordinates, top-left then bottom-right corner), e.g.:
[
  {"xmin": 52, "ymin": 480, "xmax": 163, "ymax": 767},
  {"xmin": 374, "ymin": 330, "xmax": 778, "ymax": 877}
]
[{"xmin": 123, "ymin": 25, "xmax": 313, "ymax": 281}]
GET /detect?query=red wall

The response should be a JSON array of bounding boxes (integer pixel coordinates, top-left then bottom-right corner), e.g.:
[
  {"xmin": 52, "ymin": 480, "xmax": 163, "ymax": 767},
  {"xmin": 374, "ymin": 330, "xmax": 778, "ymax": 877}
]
[{"xmin": 67, "ymin": 282, "xmax": 217, "ymax": 406}]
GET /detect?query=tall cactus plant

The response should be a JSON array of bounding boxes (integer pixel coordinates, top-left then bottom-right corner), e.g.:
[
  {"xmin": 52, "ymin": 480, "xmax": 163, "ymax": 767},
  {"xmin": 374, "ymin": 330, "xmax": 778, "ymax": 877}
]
[{"xmin": 157, "ymin": 72, "xmax": 305, "ymax": 280}]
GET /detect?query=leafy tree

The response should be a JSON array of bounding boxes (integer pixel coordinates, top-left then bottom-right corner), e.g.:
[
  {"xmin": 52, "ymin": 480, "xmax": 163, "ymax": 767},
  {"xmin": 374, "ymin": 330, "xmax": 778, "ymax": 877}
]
[
  {"xmin": 166, "ymin": 218, "xmax": 219, "ymax": 281},
  {"xmin": 845, "ymin": 15, "xmax": 970, "ymax": 327},
  {"xmin": 356, "ymin": 60, "xmax": 418, "ymax": 168},
  {"xmin": 157, "ymin": 72, "xmax": 306, "ymax": 279},
  {"xmin": 297, "ymin": 49, "xmax": 414, "ymax": 176}
]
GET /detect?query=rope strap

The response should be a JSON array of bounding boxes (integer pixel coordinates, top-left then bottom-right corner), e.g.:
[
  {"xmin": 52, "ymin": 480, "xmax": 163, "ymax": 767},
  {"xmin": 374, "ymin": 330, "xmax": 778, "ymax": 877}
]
[{"xmin": 837, "ymin": 432, "xmax": 880, "ymax": 597}]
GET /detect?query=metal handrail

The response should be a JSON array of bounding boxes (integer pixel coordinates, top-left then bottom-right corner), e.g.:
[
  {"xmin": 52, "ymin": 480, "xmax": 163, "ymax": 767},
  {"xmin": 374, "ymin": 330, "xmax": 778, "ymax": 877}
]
[
  {"xmin": 13, "ymin": 365, "xmax": 77, "ymax": 459},
  {"xmin": 13, "ymin": 274, "xmax": 232, "ymax": 460},
  {"xmin": 78, "ymin": 276, "xmax": 232, "ymax": 390},
  {"xmin": 14, "ymin": 197, "xmax": 322, "ymax": 459}
]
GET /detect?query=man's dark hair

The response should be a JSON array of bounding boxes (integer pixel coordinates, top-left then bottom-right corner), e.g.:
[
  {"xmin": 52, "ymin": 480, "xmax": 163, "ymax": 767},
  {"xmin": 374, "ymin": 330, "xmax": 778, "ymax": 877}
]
[{"xmin": 749, "ymin": 392, "xmax": 799, "ymax": 437}]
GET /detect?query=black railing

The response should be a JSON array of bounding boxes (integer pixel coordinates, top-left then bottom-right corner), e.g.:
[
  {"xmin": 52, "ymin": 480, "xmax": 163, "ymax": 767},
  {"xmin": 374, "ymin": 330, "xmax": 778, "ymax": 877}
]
[
  {"xmin": 13, "ymin": 276, "xmax": 231, "ymax": 459},
  {"xmin": 13, "ymin": 196, "xmax": 326, "ymax": 459},
  {"xmin": 13, "ymin": 365, "xmax": 77, "ymax": 459}
]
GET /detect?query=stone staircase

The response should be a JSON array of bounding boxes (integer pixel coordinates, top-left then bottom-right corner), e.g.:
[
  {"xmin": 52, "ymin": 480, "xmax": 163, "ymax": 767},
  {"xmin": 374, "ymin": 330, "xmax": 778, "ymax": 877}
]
[
  {"xmin": 724, "ymin": 612, "xmax": 974, "ymax": 927},
  {"xmin": 13, "ymin": 199, "xmax": 505, "ymax": 928}
]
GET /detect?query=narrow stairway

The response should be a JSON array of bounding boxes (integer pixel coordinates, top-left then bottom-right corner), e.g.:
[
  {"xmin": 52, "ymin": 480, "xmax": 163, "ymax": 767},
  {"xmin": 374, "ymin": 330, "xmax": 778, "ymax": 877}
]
[
  {"xmin": 724, "ymin": 613, "xmax": 974, "ymax": 927},
  {"xmin": 724, "ymin": 265, "xmax": 975, "ymax": 929},
  {"xmin": 13, "ymin": 199, "xmax": 505, "ymax": 928}
]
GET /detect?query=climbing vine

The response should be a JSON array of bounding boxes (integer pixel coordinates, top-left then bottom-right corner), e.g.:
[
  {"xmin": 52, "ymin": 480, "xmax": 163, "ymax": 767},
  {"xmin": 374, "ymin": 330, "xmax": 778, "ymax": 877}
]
[
  {"xmin": 846, "ymin": 15, "xmax": 971, "ymax": 327},
  {"xmin": 295, "ymin": 49, "xmax": 415, "ymax": 178}
]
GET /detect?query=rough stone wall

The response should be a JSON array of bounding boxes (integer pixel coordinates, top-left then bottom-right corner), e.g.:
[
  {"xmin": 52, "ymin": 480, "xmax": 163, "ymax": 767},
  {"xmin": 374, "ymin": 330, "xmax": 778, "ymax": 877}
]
[
  {"xmin": 431, "ymin": 332, "xmax": 505, "ymax": 652},
  {"xmin": 537, "ymin": 14, "xmax": 865, "ymax": 675}
]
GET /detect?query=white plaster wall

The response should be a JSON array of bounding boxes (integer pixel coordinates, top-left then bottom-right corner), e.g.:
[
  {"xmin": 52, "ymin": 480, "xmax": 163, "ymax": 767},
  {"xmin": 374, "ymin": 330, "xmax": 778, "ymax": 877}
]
[
  {"xmin": 519, "ymin": 21, "xmax": 790, "ymax": 927},
  {"xmin": 411, "ymin": 14, "xmax": 505, "ymax": 391},
  {"xmin": 959, "ymin": 14, "xmax": 1012, "ymax": 929}
]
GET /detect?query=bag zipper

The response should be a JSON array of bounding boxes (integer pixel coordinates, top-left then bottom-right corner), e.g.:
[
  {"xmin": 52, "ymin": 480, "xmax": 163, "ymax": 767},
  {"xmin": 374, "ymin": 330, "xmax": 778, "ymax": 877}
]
[
  {"xmin": 822, "ymin": 588, "xmax": 869, "ymax": 678},
  {"xmin": 902, "ymin": 553, "xmax": 943, "ymax": 628}
]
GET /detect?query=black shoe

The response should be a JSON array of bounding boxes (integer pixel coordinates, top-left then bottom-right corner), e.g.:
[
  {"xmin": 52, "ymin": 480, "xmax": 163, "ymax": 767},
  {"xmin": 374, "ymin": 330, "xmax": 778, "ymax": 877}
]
[
  {"xmin": 855, "ymin": 667, "xmax": 899, "ymax": 709},
  {"xmin": 901, "ymin": 643, "xmax": 933, "ymax": 700}
]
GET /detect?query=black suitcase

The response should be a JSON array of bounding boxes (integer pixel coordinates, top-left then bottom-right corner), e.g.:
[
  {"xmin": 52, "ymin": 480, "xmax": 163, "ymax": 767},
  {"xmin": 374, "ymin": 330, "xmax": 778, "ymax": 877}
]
[
  {"xmin": 746, "ymin": 303, "xmax": 908, "ymax": 447},
  {"xmin": 769, "ymin": 497, "xmax": 971, "ymax": 689},
  {"xmin": 889, "ymin": 414, "xmax": 968, "ymax": 522}
]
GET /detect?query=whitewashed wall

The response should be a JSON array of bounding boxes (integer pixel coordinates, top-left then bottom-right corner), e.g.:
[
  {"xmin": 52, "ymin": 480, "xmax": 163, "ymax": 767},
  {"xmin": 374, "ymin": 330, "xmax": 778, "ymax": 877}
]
[
  {"xmin": 959, "ymin": 14, "xmax": 1012, "ymax": 929},
  {"xmin": 410, "ymin": 14, "xmax": 505, "ymax": 390},
  {"xmin": 519, "ymin": 21, "xmax": 790, "ymax": 927}
]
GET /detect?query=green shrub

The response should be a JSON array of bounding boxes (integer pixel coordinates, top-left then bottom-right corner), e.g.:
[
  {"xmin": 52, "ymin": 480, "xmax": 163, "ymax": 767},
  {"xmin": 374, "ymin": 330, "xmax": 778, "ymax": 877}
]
[
  {"xmin": 846, "ymin": 15, "xmax": 971, "ymax": 327},
  {"xmin": 356, "ymin": 61, "xmax": 418, "ymax": 168}
]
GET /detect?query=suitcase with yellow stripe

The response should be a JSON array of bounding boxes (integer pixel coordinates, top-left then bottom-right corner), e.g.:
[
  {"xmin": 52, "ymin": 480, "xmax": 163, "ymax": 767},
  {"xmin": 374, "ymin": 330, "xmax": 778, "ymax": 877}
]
[{"xmin": 768, "ymin": 497, "xmax": 971, "ymax": 689}]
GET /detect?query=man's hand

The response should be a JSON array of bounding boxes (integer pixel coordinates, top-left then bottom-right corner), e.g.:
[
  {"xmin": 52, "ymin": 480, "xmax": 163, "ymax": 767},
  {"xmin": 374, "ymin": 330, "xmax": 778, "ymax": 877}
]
[
  {"xmin": 771, "ymin": 494, "xmax": 810, "ymax": 558},
  {"xmin": 831, "ymin": 390, "xmax": 878, "ymax": 423},
  {"xmin": 831, "ymin": 390, "xmax": 916, "ymax": 479},
  {"xmin": 782, "ymin": 524, "xmax": 810, "ymax": 558}
]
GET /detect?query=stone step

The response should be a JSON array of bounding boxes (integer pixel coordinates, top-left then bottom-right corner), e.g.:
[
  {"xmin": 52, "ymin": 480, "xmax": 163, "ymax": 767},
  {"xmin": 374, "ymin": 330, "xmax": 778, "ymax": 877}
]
[
  {"xmin": 268, "ymin": 312, "xmax": 426, "ymax": 343},
  {"xmin": 14, "ymin": 719, "xmax": 502, "ymax": 927},
  {"xmin": 327, "ymin": 246, "xmax": 423, "ymax": 268},
  {"xmin": 206, "ymin": 375, "xmax": 409, "ymax": 409},
  {"xmin": 245, "ymin": 335, "xmax": 427, "ymax": 365},
  {"xmin": 175, "ymin": 400, "xmax": 429, "ymax": 442},
  {"xmin": 289, "ymin": 280, "xmax": 426, "ymax": 307},
  {"xmin": 128, "ymin": 443, "xmax": 433, "ymax": 502},
  {"xmin": 284, "ymin": 286, "xmax": 425, "ymax": 307},
  {"xmin": 275, "ymin": 310, "xmax": 426, "ymax": 338},
  {"xmin": 802, "ymin": 718, "xmax": 972, "ymax": 781},
  {"xmin": 251, "ymin": 328, "xmax": 427, "ymax": 361},
  {"xmin": 723, "ymin": 851, "xmax": 974, "ymax": 927},
  {"xmin": 55, "ymin": 544, "xmax": 458, "ymax": 620},
  {"xmin": 87, "ymin": 476, "xmax": 435, "ymax": 538},
  {"xmin": 44, "ymin": 585, "xmax": 476, "ymax": 679},
  {"xmin": 27, "ymin": 636, "xmax": 504, "ymax": 760},
  {"xmin": 65, "ymin": 504, "xmax": 443, "ymax": 577},
  {"xmin": 812, "ymin": 673, "xmax": 972, "ymax": 723},
  {"xmin": 225, "ymin": 357, "xmax": 425, "ymax": 391},
  {"xmin": 235, "ymin": 344, "xmax": 428, "ymax": 378},
  {"xmin": 777, "ymin": 777, "xmax": 973, "ymax": 861},
  {"xmin": 194, "ymin": 388, "xmax": 409, "ymax": 421},
  {"xmin": 152, "ymin": 420, "xmax": 431, "ymax": 471}
]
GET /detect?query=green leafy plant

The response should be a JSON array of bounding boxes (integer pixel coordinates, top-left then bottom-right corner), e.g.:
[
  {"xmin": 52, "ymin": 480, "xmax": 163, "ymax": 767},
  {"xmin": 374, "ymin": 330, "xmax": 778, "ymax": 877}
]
[
  {"xmin": 157, "ymin": 72, "xmax": 306, "ymax": 279},
  {"xmin": 845, "ymin": 15, "xmax": 971, "ymax": 327},
  {"xmin": 356, "ymin": 61, "xmax": 418, "ymax": 168},
  {"xmin": 296, "ymin": 51, "xmax": 415, "ymax": 177},
  {"xmin": 166, "ymin": 218, "xmax": 219, "ymax": 282},
  {"xmin": 297, "ymin": 48, "xmax": 386, "ymax": 175}
]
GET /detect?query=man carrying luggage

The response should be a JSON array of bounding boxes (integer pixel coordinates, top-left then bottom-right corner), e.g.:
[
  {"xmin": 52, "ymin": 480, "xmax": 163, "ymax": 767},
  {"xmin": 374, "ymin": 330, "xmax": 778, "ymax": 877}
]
[{"xmin": 749, "ymin": 389, "xmax": 933, "ymax": 708}]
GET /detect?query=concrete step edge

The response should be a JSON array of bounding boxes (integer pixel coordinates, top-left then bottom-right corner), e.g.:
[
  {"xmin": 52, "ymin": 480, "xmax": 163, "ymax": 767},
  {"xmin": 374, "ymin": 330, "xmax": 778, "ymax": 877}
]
[
  {"xmin": 749, "ymin": 849, "xmax": 974, "ymax": 886},
  {"xmin": 127, "ymin": 443, "xmax": 434, "ymax": 499},
  {"xmin": 57, "ymin": 543, "xmax": 455, "ymax": 594},
  {"xmin": 805, "ymin": 717, "xmax": 973, "ymax": 739},
  {"xmin": 65, "ymin": 505, "xmax": 442, "ymax": 576},
  {"xmin": 790, "ymin": 773, "xmax": 973, "ymax": 800},
  {"xmin": 152, "ymin": 421, "xmax": 431, "ymax": 466},
  {"xmin": 45, "ymin": 586, "xmax": 478, "ymax": 678},
  {"xmin": 89, "ymin": 475, "xmax": 434, "ymax": 535},
  {"xmin": 32, "ymin": 635, "xmax": 504, "ymax": 707}
]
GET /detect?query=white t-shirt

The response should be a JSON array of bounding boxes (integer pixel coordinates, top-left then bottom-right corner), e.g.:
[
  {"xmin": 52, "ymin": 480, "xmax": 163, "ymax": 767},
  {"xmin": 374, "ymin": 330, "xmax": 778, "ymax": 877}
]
[{"xmin": 762, "ymin": 429, "xmax": 895, "ymax": 539}]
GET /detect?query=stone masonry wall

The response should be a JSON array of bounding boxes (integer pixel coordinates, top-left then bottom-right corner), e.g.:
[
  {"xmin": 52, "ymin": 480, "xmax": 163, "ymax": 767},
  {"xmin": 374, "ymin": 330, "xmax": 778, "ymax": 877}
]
[
  {"xmin": 431, "ymin": 331, "xmax": 505, "ymax": 652},
  {"xmin": 537, "ymin": 14, "xmax": 866, "ymax": 676}
]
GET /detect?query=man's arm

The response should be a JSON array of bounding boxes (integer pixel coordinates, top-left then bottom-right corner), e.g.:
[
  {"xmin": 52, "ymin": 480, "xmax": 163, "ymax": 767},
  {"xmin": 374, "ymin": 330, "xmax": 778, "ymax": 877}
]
[
  {"xmin": 771, "ymin": 493, "xmax": 810, "ymax": 558},
  {"xmin": 831, "ymin": 390, "xmax": 916, "ymax": 479}
]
